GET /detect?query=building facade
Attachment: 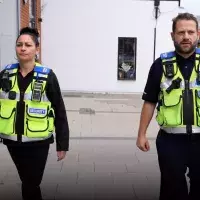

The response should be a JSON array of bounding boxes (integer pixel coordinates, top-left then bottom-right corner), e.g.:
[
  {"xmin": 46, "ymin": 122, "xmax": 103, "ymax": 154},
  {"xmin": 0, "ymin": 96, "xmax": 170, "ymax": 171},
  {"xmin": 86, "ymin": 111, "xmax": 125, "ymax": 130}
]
[
  {"xmin": 41, "ymin": 0, "xmax": 181, "ymax": 93},
  {"xmin": 21, "ymin": 0, "xmax": 42, "ymax": 61},
  {"xmin": 0, "ymin": 0, "xmax": 42, "ymax": 68},
  {"xmin": 41, "ymin": 0, "xmax": 200, "ymax": 93}
]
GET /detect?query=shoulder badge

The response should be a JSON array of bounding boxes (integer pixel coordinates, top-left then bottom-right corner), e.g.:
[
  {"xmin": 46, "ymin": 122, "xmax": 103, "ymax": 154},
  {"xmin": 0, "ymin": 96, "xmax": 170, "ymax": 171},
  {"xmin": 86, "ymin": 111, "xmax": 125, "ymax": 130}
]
[
  {"xmin": 160, "ymin": 51, "xmax": 175, "ymax": 60},
  {"xmin": 4, "ymin": 63, "xmax": 19, "ymax": 70},
  {"xmin": 34, "ymin": 66, "xmax": 51, "ymax": 75},
  {"xmin": 196, "ymin": 48, "xmax": 200, "ymax": 54}
]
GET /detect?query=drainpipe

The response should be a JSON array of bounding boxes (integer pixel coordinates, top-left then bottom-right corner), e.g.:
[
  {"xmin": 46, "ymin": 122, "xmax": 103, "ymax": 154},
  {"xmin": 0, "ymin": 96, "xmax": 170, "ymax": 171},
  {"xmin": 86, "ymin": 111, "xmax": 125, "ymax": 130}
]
[
  {"xmin": 17, "ymin": 0, "xmax": 21, "ymax": 35},
  {"xmin": 153, "ymin": 0, "xmax": 160, "ymax": 61}
]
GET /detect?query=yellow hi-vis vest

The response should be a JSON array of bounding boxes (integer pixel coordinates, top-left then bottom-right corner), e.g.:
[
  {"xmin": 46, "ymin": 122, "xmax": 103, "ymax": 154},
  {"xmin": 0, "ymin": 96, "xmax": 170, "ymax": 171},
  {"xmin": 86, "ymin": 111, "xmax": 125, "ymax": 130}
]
[
  {"xmin": 0, "ymin": 62, "xmax": 55, "ymax": 142},
  {"xmin": 156, "ymin": 48, "xmax": 200, "ymax": 133}
]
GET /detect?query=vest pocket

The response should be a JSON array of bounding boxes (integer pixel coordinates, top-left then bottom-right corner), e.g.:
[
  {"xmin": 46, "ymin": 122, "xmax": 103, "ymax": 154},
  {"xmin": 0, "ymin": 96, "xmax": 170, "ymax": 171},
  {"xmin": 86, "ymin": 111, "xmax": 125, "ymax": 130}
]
[
  {"xmin": 26, "ymin": 104, "xmax": 49, "ymax": 138},
  {"xmin": 157, "ymin": 91, "xmax": 182, "ymax": 126},
  {"xmin": 0, "ymin": 101, "xmax": 16, "ymax": 135},
  {"xmin": 25, "ymin": 103, "xmax": 54, "ymax": 138},
  {"xmin": 26, "ymin": 119, "xmax": 50, "ymax": 137}
]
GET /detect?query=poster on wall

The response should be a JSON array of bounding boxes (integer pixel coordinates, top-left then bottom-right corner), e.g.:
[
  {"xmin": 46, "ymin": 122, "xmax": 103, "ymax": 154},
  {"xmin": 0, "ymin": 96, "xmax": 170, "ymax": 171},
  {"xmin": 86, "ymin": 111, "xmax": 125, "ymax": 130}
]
[{"xmin": 117, "ymin": 37, "xmax": 137, "ymax": 80}]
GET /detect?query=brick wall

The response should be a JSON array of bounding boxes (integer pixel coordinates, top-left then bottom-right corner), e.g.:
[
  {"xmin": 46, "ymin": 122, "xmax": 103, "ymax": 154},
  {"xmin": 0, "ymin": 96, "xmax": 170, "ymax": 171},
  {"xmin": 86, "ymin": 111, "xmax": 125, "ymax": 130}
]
[
  {"xmin": 20, "ymin": 0, "xmax": 29, "ymax": 28},
  {"xmin": 20, "ymin": 0, "xmax": 42, "ymax": 61}
]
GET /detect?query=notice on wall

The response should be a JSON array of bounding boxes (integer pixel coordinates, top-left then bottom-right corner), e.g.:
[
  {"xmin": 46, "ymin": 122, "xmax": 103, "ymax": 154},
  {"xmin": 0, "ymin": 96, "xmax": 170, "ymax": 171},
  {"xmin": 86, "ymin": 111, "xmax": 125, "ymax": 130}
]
[{"xmin": 117, "ymin": 37, "xmax": 137, "ymax": 80}]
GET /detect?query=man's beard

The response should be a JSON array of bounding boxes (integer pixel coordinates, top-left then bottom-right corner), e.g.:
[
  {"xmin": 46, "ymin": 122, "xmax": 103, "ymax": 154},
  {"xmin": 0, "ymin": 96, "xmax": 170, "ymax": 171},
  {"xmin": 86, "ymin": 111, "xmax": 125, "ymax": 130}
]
[{"xmin": 174, "ymin": 39, "xmax": 198, "ymax": 55}]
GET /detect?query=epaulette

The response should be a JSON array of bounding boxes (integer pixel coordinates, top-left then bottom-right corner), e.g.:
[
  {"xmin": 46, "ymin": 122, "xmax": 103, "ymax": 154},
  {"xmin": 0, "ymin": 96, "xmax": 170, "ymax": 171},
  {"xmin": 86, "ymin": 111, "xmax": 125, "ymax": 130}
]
[
  {"xmin": 196, "ymin": 48, "xmax": 200, "ymax": 54},
  {"xmin": 4, "ymin": 63, "xmax": 19, "ymax": 70},
  {"xmin": 160, "ymin": 51, "xmax": 175, "ymax": 60},
  {"xmin": 34, "ymin": 66, "xmax": 51, "ymax": 75}
]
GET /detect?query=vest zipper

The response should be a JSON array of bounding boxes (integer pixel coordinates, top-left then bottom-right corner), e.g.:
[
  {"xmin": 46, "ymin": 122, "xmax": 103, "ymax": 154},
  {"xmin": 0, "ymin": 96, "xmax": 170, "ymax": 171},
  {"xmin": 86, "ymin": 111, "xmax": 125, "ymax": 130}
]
[
  {"xmin": 16, "ymin": 90, "xmax": 25, "ymax": 142},
  {"xmin": 183, "ymin": 80, "xmax": 193, "ymax": 134}
]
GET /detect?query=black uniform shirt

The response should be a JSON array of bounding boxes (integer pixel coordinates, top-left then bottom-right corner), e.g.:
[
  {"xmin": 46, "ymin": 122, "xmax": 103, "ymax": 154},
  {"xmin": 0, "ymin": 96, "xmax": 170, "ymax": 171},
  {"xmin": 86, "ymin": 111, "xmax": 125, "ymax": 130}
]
[
  {"xmin": 0, "ymin": 67, "xmax": 69, "ymax": 151},
  {"xmin": 142, "ymin": 52, "xmax": 196, "ymax": 103}
]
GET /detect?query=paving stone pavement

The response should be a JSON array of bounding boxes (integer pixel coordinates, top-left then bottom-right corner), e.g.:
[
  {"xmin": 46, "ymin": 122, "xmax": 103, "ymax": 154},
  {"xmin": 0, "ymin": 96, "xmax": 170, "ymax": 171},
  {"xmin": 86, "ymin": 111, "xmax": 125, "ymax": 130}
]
[
  {"xmin": 0, "ymin": 93, "xmax": 162, "ymax": 200},
  {"xmin": 0, "ymin": 139, "xmax": 160, "ymax": 200},
  {"xmin": 63, "ymin": 93, "xmax": 159, "ymax": 139}
]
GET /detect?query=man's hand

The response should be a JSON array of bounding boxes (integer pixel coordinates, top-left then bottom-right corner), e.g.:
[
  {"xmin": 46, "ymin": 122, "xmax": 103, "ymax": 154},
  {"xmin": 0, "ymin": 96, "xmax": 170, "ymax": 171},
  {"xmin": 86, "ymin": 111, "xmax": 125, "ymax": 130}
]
[
  {"xmin": 136, "ymin": 102, "xmax": 156, "ymax": 152},
  {"xmin": 136, "ymin": 135, "xmax": 150, "ymax": 152},
  {"xmin": 57, "ymin": 151, "xmax": 67, "ymax": 161}
]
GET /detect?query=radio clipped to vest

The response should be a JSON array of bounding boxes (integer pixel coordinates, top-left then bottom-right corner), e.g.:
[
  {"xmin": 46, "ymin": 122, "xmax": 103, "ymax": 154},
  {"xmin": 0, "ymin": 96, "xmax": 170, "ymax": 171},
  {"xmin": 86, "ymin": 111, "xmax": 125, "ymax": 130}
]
[
  {"xmin": 1, "ymin": 71, "xmax": 11, "ymax": 92},
  {"xmin": 31, "ymin": 80, "xmax": 43, "ymax": 102},
  {"xmin": 166, "ymin": 77, "xmax": 182, "ymax": 94}
]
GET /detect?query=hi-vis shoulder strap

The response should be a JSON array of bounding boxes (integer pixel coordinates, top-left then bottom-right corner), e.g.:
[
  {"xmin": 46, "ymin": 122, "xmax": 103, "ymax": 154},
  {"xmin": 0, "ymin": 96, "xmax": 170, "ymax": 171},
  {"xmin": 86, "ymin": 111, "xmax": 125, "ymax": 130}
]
[
  {"xmin": 160, "ymin": 51, "xmax": 176, "ymax": 78},
  {"xmin": 160, "ymin": 51, "xmax": 176, "ymax": 61},
  {"xmin": 33, "ymin": 63, "xmax": 51, "ymax": 82},
  {"xmin": 34, "ymin": 63, "xmax": 51, "ymax": 75},
  {"xmin": 195, "ymin": 48, "xmax": 200, "ymax": 71},
  {"xmin": 160, "ymin": 48, "xmax": 200, "ymax": 78},
  {"xmin": 4, "ymin": 63, "xmax": 19, "ymax": 70},
  {"xmin": 160, "ymin": 48, "xmax": 200, "ymax": 61},
  {"xmin": 3, "ymin": 63, "xmax": 51, "ymax": 75}
]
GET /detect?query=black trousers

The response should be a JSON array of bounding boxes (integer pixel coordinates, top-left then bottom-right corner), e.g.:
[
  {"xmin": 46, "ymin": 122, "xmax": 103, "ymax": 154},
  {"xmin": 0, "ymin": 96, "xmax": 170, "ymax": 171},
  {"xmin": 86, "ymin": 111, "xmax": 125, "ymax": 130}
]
[
  {"xmin": 7, "ymin": 144, "xmax": 49, "ymax": 200},
  {"xmin": 156, "ymin": 130, "xmax": 200, "ymax": 200}
]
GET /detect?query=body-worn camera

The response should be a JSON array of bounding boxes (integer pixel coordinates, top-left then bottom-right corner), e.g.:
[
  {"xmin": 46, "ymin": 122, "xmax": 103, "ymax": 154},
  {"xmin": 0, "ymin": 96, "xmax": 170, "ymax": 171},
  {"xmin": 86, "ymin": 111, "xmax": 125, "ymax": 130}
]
[
  {"xmin": 31, "ymin": 81, "xmax": 43, "ymax": 102},
  {"xmin": 165, "ymin": 63, "xmax": 174, "ymax": 78}
]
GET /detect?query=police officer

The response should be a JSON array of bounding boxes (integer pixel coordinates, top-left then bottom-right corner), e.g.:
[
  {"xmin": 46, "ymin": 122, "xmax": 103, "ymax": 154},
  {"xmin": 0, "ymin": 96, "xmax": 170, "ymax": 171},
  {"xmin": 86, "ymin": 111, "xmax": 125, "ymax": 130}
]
[
  {"xmin": 0, "ymin": 27, "xmax": 69, "ymax": 200},
  {"xmin": 136, "ymin": 13, "xmax": 200, "ymax": 200}
]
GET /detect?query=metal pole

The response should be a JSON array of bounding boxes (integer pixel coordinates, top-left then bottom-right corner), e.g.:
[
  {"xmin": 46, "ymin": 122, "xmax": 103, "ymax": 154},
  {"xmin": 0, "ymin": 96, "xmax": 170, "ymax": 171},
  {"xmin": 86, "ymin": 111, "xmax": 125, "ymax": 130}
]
[
  {"xmin": 153, "ymin": 0, "xmax": 160, "ymax": 61},
  {"xmin": 17, "ymin": 0, "xmax": 21, "ymax": 34},
  {"xmin": 153, "ymin": 27, "xmax": 157, "ymax": 61}
]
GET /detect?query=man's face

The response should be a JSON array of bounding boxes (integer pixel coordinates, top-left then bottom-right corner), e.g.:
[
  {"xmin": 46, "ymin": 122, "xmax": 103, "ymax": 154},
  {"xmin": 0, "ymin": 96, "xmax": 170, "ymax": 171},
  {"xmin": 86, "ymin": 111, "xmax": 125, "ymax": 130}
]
[{"xmin": 171, "ymin": 19, "xmax": 199, "ymax": 55}]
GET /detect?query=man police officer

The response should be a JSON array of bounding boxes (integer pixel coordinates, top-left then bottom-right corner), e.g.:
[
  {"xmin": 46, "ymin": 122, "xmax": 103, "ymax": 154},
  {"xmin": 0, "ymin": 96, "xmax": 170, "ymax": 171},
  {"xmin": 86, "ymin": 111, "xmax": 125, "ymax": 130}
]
[{"xmin": 137, "ymin": 13, "xmax": 200, "ymax": 200}]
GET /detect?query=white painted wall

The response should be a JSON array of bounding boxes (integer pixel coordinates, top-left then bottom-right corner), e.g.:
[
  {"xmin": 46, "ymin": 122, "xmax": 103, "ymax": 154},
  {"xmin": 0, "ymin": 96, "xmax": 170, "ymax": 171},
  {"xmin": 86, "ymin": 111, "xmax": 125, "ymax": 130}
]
[
  {"xmin": 0, "ymin": 0, "xmax": 18, "ymax": 69},
  {"xmin": 41, "ymin": 0, "xmax": 185, "ymax": 93},
  {"xmin": 181, "ymin": 0, "xmax": 200, "ymax": 15}
]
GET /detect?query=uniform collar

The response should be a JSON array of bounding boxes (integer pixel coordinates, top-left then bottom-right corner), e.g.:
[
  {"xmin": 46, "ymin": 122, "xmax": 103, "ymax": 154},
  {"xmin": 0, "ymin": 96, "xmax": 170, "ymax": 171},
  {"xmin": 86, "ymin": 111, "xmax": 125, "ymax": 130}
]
[{"xmin": 175, "ymin": 51, "xmax": 196, "ymax": 62}]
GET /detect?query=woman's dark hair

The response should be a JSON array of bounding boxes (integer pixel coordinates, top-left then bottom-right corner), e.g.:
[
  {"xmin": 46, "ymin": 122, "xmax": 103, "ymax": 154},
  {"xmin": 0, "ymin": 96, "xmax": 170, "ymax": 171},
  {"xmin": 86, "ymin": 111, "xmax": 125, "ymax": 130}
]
[{"xmin": 16, "ymin": 27, "xmax": 40, "ymax": 47}]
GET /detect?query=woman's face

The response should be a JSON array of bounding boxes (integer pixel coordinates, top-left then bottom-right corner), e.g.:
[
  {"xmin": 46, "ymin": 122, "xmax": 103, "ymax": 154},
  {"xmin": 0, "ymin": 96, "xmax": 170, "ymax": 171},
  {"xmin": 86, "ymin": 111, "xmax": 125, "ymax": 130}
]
[{"xmin": 16, "ymin": 34, "xmax": 39, "ymax": 63}]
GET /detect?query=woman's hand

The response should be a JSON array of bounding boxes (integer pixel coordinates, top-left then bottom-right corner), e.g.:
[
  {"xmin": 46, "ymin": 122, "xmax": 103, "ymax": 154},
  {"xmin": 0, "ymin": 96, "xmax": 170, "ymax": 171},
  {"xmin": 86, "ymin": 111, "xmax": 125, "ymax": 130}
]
[{"xmin": 57, "ymin": 151, "xmax": 67, "ymax": 161}]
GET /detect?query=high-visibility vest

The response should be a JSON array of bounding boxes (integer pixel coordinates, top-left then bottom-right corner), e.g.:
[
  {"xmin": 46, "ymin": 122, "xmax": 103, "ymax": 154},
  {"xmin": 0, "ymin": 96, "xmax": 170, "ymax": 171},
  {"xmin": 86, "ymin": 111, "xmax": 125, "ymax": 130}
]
[
  {"xmin": 156, "ymin": 48, "xmax": 200, "ymax": 133},
  {"xmin": 0, "ymin": 62, "xmax": 55, "ymax": 142}
]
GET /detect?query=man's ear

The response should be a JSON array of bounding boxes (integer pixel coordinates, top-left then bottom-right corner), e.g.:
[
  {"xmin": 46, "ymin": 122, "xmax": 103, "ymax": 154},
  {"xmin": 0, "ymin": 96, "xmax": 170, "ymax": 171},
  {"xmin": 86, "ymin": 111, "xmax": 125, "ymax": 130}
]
[{"xmin": 171, "ymin": 32, "xmax": 175, "ymax": 41}]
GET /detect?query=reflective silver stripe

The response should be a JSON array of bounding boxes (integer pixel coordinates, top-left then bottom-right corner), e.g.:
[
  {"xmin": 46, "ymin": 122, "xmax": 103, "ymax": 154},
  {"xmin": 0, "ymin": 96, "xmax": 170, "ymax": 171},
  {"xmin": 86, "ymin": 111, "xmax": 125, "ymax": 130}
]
[
  {"xmin": 161, "ymin": 127, "xmax": 200, "ymax": 134},
  {"xmin": 24, "ymin": 92, "xmax": 50, "ymax": 102},
  {"xmin": 7, "ymin": 69, "xmax": 17, "ymax": 74},
  {"xmin": 0, "ymin": 91, "xmax": 20, "ymax": 100},
  {"xmin": 36, "ymin": 73, "xmax": 47, "ymax": 78},
  {"xmin": 160, "ymin": 79, "xmax": 172, "ymax": 89},
  {"xmin": 189, "ymin": 80, "xmax": 200, "ymax": 88},
  {"xmin": 161, "ymin": 79, "xmax": 184, "ymax": 89},
  {"xmin": 0, "ymin": 132, "xmax": 53, "ymax": 142}
]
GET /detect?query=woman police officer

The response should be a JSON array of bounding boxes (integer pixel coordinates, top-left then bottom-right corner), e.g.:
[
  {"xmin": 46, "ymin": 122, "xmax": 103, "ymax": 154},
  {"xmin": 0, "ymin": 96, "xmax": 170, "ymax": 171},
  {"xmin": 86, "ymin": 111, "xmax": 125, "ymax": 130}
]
[{"xmin": 0, "ymin": 27, "xmax": 69, "ymax": 200}]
